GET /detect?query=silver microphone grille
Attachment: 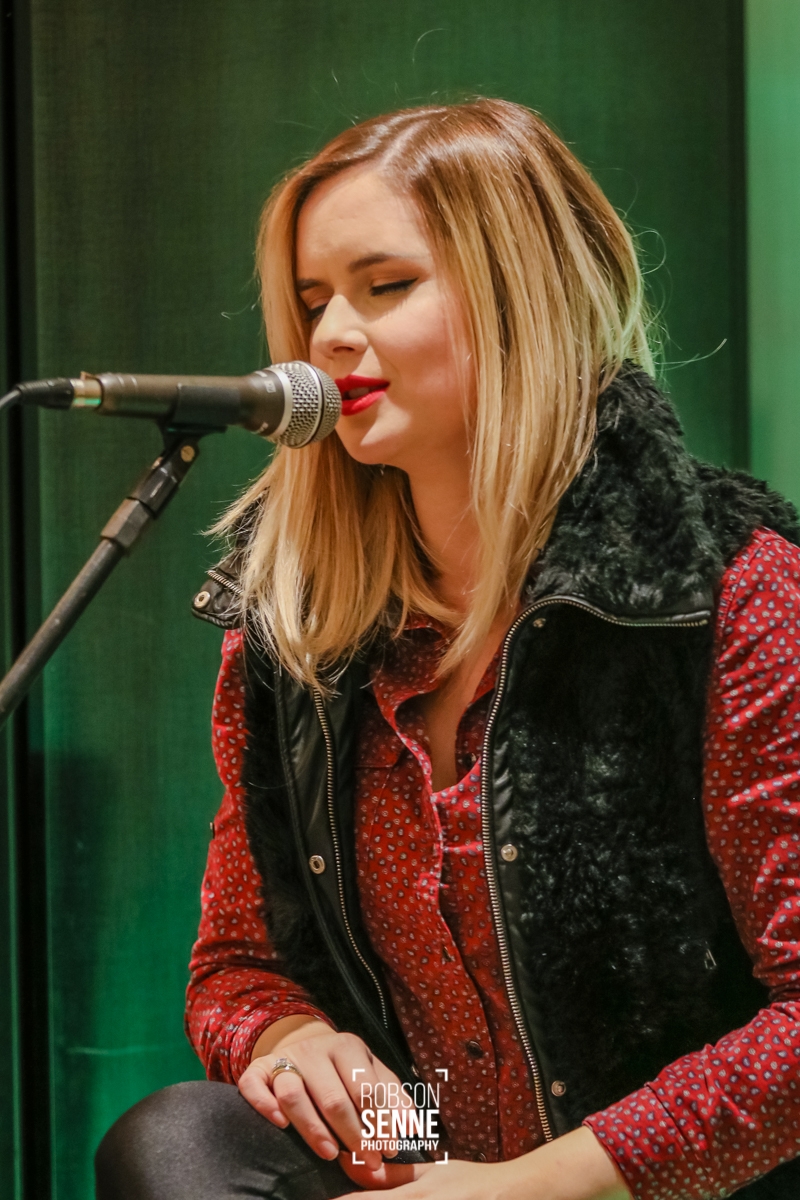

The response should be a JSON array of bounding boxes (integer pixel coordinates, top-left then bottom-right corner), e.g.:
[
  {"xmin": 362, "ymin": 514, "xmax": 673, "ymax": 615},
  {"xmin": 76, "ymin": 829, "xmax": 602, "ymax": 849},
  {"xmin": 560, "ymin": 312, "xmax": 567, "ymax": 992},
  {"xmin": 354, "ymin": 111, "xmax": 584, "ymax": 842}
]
[{"xmin": 266, "ymin": 361, "xmax": 341, "ymax": 448}]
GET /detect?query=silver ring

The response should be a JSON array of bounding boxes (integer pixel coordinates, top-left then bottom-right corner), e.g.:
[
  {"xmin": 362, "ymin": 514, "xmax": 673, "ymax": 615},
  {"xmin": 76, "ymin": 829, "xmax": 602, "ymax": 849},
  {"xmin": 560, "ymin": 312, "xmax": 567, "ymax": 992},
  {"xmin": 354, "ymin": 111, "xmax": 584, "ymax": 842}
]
[{"xmin": 270, "ymin": 1056, "xmax": 304, "ymax": 1083}]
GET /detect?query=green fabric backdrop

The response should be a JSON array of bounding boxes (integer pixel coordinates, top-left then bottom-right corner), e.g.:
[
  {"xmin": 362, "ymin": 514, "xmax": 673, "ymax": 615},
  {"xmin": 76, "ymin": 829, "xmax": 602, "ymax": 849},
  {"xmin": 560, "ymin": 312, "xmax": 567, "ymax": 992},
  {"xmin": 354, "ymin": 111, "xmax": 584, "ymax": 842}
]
[
  {"xmin": 1, "ymin": 2, "xmax": 756, "ymax": 1196},
  {"xmin": 747, "ymin": 0, "xmax": 800, "ymax": 508}
]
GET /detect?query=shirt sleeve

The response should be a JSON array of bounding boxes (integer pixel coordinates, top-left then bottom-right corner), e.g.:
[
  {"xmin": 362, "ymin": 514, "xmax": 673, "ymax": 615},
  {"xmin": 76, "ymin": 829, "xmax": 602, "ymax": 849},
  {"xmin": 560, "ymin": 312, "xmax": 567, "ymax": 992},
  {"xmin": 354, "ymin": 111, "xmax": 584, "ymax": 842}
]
[
  {"xmin": 184, "ymin": 628, "xmax": 334, "ymax": 1084},
  {"xmin": 584, "ymin": 527, "xmax": 800, "ymax": 1199}
]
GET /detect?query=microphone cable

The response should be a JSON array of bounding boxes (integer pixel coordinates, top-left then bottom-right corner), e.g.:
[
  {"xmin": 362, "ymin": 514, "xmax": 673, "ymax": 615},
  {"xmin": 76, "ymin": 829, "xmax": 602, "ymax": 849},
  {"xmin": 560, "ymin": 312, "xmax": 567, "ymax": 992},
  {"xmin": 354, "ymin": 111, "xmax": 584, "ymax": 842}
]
[{"xmin": 0, "ymin": 388, "xmax": 20, "ymax": 415}]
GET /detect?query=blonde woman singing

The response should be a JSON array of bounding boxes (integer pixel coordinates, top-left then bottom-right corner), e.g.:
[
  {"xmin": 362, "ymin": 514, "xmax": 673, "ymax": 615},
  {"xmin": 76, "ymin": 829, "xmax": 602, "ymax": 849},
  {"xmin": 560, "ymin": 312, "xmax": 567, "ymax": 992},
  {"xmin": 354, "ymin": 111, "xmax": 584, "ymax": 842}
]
[{"xmin": 97, "ymin": 100, "xmax": 800, "ymax": 1200}]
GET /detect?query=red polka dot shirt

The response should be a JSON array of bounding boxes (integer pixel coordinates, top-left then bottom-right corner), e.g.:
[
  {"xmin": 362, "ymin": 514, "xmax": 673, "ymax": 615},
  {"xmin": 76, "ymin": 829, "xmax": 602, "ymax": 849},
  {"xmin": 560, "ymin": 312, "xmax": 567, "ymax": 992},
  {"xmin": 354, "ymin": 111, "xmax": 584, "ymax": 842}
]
[{"xmin": 185, "ymin": 527, "xmax": 800, "ymax": 1196}]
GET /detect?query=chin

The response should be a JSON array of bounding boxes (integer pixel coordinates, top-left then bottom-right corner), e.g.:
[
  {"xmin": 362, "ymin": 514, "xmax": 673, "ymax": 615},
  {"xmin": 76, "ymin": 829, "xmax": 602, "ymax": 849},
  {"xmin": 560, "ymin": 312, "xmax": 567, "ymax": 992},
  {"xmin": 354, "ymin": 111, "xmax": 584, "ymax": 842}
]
[
  {"xmin": 340, "ymin": 443, "xmax": 402, "ymax": 469},
  {"xmin": 335, "ymin": 424, "xmax": 408, "ymax": 470}
]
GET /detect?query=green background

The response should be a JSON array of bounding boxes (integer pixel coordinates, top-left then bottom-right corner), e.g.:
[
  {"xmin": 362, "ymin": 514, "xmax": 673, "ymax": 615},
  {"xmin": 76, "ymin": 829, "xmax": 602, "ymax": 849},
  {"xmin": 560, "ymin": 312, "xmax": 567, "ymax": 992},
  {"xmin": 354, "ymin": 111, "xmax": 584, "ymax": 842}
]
[
  {"xmin": 748, "ymin": 0, "xmax": 800, "ymax": 508},
  {"xmin": 1, "ymin": 1, "xmax": 797, "ymax": 1197}
]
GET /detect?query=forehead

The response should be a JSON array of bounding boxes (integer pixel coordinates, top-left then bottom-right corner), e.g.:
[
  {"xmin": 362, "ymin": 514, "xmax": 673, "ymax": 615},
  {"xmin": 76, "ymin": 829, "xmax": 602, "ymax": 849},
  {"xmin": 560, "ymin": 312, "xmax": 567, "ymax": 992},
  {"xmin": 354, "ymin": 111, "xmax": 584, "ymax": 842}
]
[{"xmin": 295, "ymin": 167, "xmax": 431, "ymax": 273}]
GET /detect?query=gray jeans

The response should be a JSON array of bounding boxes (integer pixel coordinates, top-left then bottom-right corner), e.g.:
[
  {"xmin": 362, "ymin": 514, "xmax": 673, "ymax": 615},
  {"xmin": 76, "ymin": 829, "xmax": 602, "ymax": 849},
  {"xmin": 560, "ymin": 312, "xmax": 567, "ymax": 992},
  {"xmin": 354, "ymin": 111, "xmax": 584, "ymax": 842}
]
[{"xmin": 94, "ymin": 1081, "xmax": 361, "ymax": 1199}]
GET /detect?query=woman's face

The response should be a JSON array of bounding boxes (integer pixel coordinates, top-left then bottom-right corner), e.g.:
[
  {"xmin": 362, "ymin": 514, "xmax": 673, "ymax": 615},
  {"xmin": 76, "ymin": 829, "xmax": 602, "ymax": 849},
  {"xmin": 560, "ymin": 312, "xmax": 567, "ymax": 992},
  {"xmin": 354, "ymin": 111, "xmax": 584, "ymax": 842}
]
[{"xmin": 295, "ymin": 167, "xmax": 475, "ymax": 475}]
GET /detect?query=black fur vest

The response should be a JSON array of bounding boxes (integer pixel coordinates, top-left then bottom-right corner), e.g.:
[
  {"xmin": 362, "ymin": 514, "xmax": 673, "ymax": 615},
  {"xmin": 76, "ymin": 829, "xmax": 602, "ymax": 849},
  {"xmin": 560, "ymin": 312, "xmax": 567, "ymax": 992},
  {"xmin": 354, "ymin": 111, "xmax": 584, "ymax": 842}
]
[{"xmin": 195, "ymin": 366, "xmax": 800, "ymax": 1195}]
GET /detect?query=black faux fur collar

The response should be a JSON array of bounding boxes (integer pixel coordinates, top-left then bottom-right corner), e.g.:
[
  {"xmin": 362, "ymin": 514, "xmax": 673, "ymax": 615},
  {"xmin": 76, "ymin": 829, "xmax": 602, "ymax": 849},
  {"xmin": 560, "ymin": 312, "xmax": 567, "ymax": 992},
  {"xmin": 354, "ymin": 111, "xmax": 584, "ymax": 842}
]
[{"xmin": 531, "ymin": 366, "xmax": 799, "ymax": 616}]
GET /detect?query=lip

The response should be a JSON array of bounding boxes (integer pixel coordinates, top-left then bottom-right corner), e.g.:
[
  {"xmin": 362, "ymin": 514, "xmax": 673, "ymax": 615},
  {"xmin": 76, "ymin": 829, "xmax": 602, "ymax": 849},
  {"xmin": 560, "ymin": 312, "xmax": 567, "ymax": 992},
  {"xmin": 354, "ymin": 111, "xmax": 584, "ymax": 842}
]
[{"xmin": 335, "ymin": 374, "xmax": 390, "ymax": 416}]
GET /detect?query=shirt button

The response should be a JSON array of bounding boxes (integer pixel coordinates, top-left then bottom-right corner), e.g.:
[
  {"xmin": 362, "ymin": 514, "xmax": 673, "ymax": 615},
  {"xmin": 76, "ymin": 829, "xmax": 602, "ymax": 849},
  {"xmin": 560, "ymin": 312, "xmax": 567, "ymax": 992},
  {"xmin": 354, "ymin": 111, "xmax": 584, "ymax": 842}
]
[
  {"xmin": 500, "ymin": 843, "xmax": 518, "ymax": 862},
  {"xmin": 475, "ymin": 1152, "xmax": 487, "ymax": 1162},
  {"xmin": 551, "ymin": 1079, "xmax": 567, "ymax": 1097},
  {"xmin": 309, "ymin": 855, "xmax": 326, "ymax": 874},
  {"xmin": 466, "ymin": 1040, "xmax": 484, "ymax": 1058}
]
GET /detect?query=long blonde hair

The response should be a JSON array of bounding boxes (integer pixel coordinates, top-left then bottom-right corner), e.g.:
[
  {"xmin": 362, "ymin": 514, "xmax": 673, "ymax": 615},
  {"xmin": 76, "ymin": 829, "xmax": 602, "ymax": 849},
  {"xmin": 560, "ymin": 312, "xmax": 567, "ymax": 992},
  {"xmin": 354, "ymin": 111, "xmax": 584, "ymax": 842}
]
[{"xmin": 220, "ymin": 99, "xmax": 653, "ymax": 690}]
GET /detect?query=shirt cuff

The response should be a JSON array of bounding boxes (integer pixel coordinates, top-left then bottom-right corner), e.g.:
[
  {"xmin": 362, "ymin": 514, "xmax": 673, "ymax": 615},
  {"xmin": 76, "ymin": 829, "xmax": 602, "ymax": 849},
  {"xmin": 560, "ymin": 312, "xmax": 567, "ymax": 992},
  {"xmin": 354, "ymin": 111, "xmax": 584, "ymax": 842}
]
[
  {"xmin": 584, "ymin": 1086, "xmax": 714, "ymax": 1200},
  {"xmin": 229, "ymin": 1003, "xmax": 336, "ymax": 1084}
]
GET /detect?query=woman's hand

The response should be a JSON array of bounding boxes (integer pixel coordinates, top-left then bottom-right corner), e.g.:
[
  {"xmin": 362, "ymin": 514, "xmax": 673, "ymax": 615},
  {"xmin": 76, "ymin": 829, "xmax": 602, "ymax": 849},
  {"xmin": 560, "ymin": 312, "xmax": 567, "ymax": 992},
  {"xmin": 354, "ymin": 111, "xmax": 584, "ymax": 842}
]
[
  {"xmin": 336, "ymin": 1126, "xmax": 632, "ymax": 1200},
  {"xmin": 237, "ymin": 1016, "xmax": 402, "ymax": 1173}
]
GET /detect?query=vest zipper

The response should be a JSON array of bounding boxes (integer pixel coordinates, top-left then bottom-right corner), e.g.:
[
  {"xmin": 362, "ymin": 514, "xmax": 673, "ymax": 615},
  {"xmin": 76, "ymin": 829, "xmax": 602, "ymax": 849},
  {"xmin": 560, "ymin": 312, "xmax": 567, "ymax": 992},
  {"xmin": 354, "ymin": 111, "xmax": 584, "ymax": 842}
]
[
  {"xmin": 480, "ymin": 593, "xmax": 710, "ymax": 1143},
  {"xmin": 312, "ymin": 689, "xmax": 390, "ymax": 1029},
  {"xmin": 206, "ymin": 566, "xmax": 244, "ymax": 597}
]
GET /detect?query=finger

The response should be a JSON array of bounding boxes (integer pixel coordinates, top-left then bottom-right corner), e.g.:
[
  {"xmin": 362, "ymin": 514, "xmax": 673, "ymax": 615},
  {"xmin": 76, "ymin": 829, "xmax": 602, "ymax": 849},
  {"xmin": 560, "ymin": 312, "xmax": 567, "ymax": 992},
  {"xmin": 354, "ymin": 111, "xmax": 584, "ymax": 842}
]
[
  {"xmin": 271, "ymin": 1070, "xmax": 341, "ymax": 1161},
  {"xmin": 330, "ymin": 1034, "xmax": 388, "ymax": 1113},
  {"xmin": 367, "ymin": 1058, "xmax": 412, "ymax": 1159},
  {"xmin": 337, "ymin": 1161, "xmax": 434, "ymax": 1198},
  {"xmin": 339, "ymin": 1152, "xmax": 426, "ymax": 1190},
  {"xmin": 237, "ymin": 1060, "xmax": 290, "ymax": 1129},
  {"xmin": 303, "ymin": 1055, "xmax": 383, "ymax": 1171},
  {"xmin": 324, "ymin": 1035, "xmax": 395, "ymax": 1167}
]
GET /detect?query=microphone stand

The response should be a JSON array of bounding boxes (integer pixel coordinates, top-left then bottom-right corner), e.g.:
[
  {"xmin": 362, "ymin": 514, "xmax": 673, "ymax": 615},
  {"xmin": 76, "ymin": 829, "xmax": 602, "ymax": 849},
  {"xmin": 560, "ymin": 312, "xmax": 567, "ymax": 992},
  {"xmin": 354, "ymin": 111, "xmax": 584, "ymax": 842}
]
[{"xmin": 0, "ymin": 425, "xmax": 215, "ymax": 729}]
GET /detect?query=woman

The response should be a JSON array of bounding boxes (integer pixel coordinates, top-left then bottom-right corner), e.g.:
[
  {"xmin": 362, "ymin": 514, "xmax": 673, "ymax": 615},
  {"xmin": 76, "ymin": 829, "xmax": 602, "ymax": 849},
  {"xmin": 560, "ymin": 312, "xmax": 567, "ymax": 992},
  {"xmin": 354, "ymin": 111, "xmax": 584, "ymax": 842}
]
[{"xmin": 96, "ymin": 100, "xmax": 800, "ymax": 1200}]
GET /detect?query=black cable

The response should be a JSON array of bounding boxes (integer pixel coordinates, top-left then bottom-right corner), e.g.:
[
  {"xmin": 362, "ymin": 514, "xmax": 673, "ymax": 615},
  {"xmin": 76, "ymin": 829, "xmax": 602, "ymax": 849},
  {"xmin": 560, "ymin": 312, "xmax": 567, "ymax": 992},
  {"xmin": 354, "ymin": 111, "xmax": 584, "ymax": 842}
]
[{"xmin": 0, "ymin": 386, "xmax": 20, "ymax": 413}]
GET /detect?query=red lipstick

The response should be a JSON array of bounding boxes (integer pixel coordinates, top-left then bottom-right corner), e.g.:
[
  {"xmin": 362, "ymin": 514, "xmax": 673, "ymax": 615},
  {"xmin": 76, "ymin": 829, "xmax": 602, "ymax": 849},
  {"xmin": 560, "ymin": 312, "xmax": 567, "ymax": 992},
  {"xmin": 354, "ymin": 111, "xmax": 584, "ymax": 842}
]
[{"xmin": 335, "ymin": 374, "xmax": 389, "ymax": 416}]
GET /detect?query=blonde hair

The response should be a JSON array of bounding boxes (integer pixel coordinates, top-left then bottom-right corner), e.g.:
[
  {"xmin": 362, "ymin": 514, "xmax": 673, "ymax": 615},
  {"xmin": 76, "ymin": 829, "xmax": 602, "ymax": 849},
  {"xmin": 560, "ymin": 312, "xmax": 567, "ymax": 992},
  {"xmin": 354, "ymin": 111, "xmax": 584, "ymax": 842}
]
[{"xmin": 221, "ymin": 99, "xmax": 653, "ymax": 690}]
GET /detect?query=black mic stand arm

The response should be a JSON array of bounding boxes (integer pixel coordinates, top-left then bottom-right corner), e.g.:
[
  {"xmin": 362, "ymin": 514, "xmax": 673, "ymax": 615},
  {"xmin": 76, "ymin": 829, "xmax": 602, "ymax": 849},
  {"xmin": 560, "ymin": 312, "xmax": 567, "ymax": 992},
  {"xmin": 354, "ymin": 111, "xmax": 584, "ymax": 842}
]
[{"xmin": 0, "ymin": 429, "xmax": 208, "ymax": 729}]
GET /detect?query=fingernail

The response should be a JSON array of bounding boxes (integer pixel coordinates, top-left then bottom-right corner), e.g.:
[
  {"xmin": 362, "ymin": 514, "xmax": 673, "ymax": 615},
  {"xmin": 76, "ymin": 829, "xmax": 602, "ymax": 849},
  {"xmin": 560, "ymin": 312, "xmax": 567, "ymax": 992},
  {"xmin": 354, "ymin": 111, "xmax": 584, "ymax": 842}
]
[{"xmin": 320, "ymin": 1141, "xmax": 339, "ymax": 1159}]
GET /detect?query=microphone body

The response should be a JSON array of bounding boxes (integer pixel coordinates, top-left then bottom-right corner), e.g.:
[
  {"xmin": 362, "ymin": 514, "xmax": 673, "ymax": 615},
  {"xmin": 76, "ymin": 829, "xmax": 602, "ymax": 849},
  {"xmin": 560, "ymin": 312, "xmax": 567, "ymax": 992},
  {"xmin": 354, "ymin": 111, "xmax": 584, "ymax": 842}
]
[{"xmin": 14, "ymin": 362, "xmax": 341, "ymax": 447}]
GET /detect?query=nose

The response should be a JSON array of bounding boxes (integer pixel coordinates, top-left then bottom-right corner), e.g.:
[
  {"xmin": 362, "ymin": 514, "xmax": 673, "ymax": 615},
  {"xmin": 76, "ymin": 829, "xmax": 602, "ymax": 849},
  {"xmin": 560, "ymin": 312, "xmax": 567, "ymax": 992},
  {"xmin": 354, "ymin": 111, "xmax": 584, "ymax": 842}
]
[{"xmin": 310, "ymin": 295, "xmax": 368, "ymax": 363}]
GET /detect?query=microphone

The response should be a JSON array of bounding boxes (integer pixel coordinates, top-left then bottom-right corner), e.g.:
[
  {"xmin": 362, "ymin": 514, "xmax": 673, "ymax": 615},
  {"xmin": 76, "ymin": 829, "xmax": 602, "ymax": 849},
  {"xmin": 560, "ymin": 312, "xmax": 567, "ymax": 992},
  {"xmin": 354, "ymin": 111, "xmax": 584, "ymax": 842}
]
[{"xmin": 11, "ymin": 361, "xmax": 341, "ymax": 447}]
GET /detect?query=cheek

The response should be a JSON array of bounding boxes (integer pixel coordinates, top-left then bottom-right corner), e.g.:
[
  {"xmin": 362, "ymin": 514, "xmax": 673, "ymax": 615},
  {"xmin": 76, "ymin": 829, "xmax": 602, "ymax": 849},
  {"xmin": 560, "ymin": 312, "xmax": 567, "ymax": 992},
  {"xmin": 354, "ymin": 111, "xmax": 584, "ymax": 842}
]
[{"xmin": 391, "ymin": 293, "xmax": 472, "ymax": 397}]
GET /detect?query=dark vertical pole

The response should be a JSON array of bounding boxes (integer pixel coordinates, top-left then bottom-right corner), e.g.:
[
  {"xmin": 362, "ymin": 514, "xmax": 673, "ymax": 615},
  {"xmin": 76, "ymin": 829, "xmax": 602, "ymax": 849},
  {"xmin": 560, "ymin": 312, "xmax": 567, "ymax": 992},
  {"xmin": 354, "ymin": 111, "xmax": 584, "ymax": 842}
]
[
  {"xmin": 0, "ymin": 2, "xmax": 21, "ymax": 1191},
  {"xmin": 728, "ymin": 0, "xmax": 750, "ymax": 470},
  {"xmin": 2, "ymin": 1, "xmax": 49, "ymax": 1197}
]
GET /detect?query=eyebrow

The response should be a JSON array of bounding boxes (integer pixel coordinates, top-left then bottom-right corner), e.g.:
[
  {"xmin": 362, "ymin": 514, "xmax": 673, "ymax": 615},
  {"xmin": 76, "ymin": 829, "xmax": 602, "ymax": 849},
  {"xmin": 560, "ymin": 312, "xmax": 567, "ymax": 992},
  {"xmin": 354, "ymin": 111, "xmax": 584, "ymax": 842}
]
[{"xmin": 295, "ymin": 253, "xmax": 414, "ymax": 293}]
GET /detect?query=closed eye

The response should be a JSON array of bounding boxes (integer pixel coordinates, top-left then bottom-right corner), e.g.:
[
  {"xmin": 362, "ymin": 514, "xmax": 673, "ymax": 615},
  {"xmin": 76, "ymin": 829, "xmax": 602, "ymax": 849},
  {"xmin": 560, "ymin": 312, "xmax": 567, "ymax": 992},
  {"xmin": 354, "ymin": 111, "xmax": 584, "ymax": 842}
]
[
  {"xmin": 304, "ymin": 302, "xmax": 327, "ymax": 322},
  {"xmin": 371, "ymin": 278, "xmax": 418, "ymax": 296},
  {"xmin": 302, "ymin": 277, "xmax": 419, "ymax": 322}
]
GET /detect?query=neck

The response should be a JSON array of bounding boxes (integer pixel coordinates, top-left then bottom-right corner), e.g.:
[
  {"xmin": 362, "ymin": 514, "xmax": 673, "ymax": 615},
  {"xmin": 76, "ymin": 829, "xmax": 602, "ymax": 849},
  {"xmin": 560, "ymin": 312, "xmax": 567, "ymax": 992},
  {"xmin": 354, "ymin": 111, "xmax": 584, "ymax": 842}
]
[{"xmin": 406, "ymin": 458, "xmax": 478, "ymax": 614}]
